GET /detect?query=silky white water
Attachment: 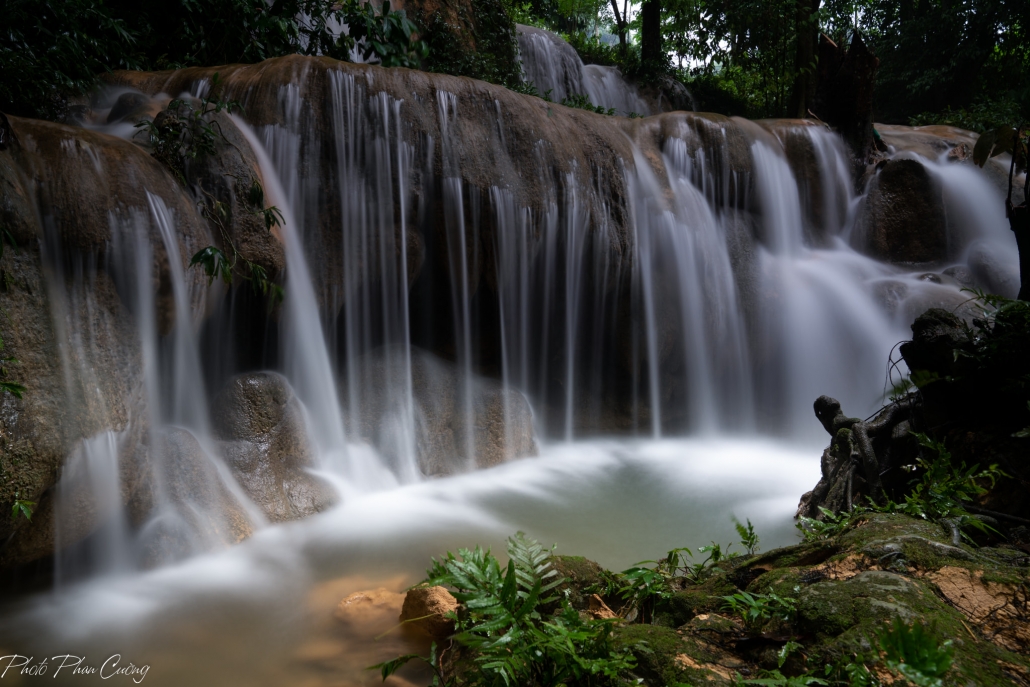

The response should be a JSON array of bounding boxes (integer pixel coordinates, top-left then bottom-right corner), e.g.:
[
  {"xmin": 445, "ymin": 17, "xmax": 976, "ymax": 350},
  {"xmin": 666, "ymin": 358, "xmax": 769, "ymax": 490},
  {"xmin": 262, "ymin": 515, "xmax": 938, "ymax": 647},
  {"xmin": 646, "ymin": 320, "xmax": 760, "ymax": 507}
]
[{"xmin": 2, "ymin": 437, "xmax": 819, "ymax": 686}]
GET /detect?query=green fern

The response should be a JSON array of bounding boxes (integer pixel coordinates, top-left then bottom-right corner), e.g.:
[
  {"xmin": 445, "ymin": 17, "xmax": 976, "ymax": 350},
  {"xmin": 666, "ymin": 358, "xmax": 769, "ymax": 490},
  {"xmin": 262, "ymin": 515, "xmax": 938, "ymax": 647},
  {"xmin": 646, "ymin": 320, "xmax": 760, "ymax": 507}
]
[{"xmin": 376, "ymin": 532, "xmax": 634, "ymax": 686}]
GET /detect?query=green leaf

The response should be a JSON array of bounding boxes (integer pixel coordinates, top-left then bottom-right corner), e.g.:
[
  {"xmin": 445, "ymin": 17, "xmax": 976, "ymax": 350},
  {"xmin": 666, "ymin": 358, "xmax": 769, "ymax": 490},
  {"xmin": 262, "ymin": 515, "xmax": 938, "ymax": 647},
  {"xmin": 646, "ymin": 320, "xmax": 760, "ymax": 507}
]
[
  {"xmin": 368, "ymin": 653, "xmax": 420, "ymax": 680},
  {"xmin": 189, "ymin": 246, "xmax": 232, "ymax": 285},
  {"xmin": 12, "ymin": 499, "xmax": 35, "ymax": 521},
  {"xmin": 247, "ymin": 179, "xmax": 265, "ymax": 208},
  {"xmin": 263, "ymin": 205, "xmax": 285, "ymax": 232},
  {"xmin": 0, "ymin": 381, "xmax": 26, "ymax": 398}
]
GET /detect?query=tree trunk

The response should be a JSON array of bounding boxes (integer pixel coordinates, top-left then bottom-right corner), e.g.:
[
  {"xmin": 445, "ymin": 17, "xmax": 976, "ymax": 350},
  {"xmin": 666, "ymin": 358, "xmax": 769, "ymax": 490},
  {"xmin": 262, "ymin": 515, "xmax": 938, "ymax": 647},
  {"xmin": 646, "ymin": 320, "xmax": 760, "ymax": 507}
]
[
  {"xmin": 789, "ymin": 0, "xmax": 821, "ymax": 118},
  {"xmin": 609, "ymin": 0, "xmax": 627, "ymax": 48},
  {"xmin": 641, "ymin": 0, "xmax": 662, "ymax": 68},
  {"xmin": 810, "ymin": 32, "xmax": 879, "ymax": 162}
]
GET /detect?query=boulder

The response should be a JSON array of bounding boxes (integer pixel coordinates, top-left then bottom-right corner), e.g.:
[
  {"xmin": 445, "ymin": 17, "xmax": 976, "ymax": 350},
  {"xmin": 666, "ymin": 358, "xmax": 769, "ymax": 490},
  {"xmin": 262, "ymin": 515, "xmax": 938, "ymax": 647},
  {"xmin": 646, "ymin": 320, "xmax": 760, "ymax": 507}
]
[
  {"xmin": 334, "ymin": 588, "xmax": 405, "ymax": 625},
  {"xmin": 346, "ymin": 347, "xmax": 537, "ymax": 476},
  {"xmin": 212, "ymin": 372, "xmax": 337, "ymax": 522},
  {"xmin": 899, "ymin": 308, "xmax": 968, "ymax": 368},
  {"xmin": 131, "ymin": 428, "xmax": 255, "ymax": 566},
  {"xmin": 656, "ymin": 75, "xmax": 694, "ymax": 113},
  {"xmin": 106, "ymin": 91, "xmax": 150, "ymax": 124},
  {"xmin": 877, "ymin": 124, "xmax": 1025, "ymax": 208},
  {"xmin": 859, "ymin": 158, "xmax": 947, "ymax": 264},
  {"xmin": 400, "ymin": 586, "xmax": 458, "ymax": 639}
]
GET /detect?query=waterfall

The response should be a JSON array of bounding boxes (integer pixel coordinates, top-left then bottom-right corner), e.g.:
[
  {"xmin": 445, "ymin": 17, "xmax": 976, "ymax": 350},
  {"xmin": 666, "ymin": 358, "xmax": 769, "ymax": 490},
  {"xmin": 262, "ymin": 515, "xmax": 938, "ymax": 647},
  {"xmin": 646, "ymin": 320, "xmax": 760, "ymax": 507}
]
[
  {"xmin": 516, "ymin": 24, "xmax": 653, "ymax": 116},
  {"xmin": 23, "ymin": 63, "xmax": 1019, "ymax": 589}
]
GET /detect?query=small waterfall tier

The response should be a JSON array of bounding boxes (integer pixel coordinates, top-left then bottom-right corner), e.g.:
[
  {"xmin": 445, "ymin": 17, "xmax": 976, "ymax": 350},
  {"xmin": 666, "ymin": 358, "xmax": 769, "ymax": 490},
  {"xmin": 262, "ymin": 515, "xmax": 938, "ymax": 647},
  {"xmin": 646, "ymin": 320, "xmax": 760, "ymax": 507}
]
[{"xmin": 516, "ymin": 24, "xmax": 653, "ymax": 116}]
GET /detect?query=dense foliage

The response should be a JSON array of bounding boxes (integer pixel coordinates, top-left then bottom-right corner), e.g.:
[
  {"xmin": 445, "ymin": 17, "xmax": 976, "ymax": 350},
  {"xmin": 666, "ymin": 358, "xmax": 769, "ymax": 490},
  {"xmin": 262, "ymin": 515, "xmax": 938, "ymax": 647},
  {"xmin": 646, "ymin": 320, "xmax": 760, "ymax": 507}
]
[
  {"xmin": 4, "ymin": 0, "xmax": 1025, "ymax": 124},
  {"xmin": 1, "ymin": 0, "xmax": 425, "ymax": 121},
  {"xmin": 511, "ymin": 0, "xmax": 1029, "ymax": 121},
  {"xmin": 379, "ymin": 525, "xmax": 980, "ymax": 687},
  {"xmin": 415, "ymin": 0, "xmax": 526, "ymax": 92}
]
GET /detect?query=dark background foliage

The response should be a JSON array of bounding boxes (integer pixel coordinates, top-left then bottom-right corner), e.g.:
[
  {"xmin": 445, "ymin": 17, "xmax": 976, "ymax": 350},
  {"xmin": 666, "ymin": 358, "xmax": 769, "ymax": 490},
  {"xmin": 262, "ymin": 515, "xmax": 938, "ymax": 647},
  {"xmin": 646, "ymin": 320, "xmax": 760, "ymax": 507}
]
[{"xmin": 1, "ymin": 0, "xmax": 1027, "ymax": 125}]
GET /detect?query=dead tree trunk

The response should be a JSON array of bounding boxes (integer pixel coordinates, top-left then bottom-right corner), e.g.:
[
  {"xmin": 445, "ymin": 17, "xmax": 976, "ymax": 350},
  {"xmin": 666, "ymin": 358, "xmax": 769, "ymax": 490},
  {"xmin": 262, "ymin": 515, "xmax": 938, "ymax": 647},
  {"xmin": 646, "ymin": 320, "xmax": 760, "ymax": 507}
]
[
  {"xmin": 789, "ymin": 0, "xmax": 821, "ymax": 118},
  {"xmin": 640, "ymin": 0, "xmax": 663, "ymax": 69},
  {"xmin": 810, "ymin": 32, "xmax": 879, "ymax": 162}
]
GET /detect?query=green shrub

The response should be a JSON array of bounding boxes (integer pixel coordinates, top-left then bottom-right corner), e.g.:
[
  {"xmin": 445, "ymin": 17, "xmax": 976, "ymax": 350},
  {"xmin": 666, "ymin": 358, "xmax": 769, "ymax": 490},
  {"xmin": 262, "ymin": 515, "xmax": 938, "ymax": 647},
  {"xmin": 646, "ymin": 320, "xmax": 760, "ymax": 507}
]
[
  {"xmin": 721, "ymin": 589, "xmax": 798, "ymax": 634},
  {"xmin": 877, "ymin": 618, "xmax": 953, "ymax": 687},
  {"xmin": 375, "ymin": 532, "xmax": 635, "ymax": 686},
  {"xmin": 0, "ymin": 0, "xmax": 139, "ymax": 121},
  {"xmin": 1, "ymin": 0, "xmax": 426, "ymax": 121},
  {"xmin": 909, "ymin": 98, "xmax": 1027, "ymax": 134}
]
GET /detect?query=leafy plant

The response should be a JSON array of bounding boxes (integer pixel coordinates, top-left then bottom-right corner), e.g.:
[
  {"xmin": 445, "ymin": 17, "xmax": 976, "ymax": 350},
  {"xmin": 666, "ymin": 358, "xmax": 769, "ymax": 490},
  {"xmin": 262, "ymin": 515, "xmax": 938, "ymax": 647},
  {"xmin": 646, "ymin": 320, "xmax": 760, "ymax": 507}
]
[
  {"xmin": 415, "ymin": 0, "xmax": 525, "ymax": 92},
  {"xmin": 376, "ymin": 532, "xmax": 635, "ymax": 686},
  {"xmin": 373, "ymin": 641, "xmax": 451, "ymax": 686},
  {"xmin": 796, "ymin": 506, "xmax": 866, "ymax": 541},
  {"xmin": 910, "ymin": 98, "xmax": 1025, "ymax": 134},
  {"xmin": 721, "ymin": 589, "xmax": 798, "ymax": 634},
  {"xmin": 344, "ymin": 0, "xmax": 428, "ymax": 69},
  {"xmin": 11, "ymin": 492, "xmax": 35, "ymax": 521},
  {"xmin": 684, "ymin": 542, "xmax": 731, "ymax": 583},
  {"xmin": 0, "ymin": 227, "xmax": 17, "ymax": 261},
  {"xmin": 884, "ymin": 433, "xmax": 1005, "ymax": 540},
  {"xmin": 735, "ymin": 517, "xmax": 761, "ymax": 555},
  {"xmin": 2, "ymin": 0, "xmax": 428, "ymax": 120},
  {"xmin": 738, "ymin": 669, "xmax": 828, "ymax": 686},
  {"xmin": 561, "ymin": 93, "xmax": 616, "ymax": 115},
  {"xmin": 777, "ymin": 640, "xmax": 803, "ymax": 669},
  {"xmin": 877, "ymin": 618, "xmax": 953, "ymax": 687},
  {"xmin": 133, "ymin": 74, "xmax": 241, "ymax": 184},
  {"xmin": 0, "ymin": 335, "xmax": 25, "ymax": 399},
  {"xmin": 189, "ymin": 196, "xmax": 285, "ymax": 307},
  {"xmin": 136, "ymin": 86, "xmax": 285, "ymax": 306}
]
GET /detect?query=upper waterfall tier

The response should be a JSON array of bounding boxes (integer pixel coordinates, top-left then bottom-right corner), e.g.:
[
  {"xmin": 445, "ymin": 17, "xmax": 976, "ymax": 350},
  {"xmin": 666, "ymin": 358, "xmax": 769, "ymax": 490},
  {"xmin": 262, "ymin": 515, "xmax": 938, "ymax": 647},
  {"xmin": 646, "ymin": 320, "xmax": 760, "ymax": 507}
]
[{"xmin": 515, "ymin": 25, "xmax": 655, "ymax": 116}]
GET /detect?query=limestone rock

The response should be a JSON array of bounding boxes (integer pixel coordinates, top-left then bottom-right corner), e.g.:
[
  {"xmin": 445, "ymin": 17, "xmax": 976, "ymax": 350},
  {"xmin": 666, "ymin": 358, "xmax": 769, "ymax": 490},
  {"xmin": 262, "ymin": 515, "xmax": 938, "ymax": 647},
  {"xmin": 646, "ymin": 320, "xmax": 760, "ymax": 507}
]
[
  {"xmin": 859, "ymin": 158, "xmax": 947, "ymax": 264},
  {"xmin": 106, "ymin": 91, "xmax": 150, "ymax": 124},
  {"xmin": 131, "ymin": 428, "xmax": 255, "ymax": 566},
  {"xmin": 334, "ymin": 588, "xmax": 405, "ymax": 625},
  {"xmin": 400, "ymin": 586, "xmax": 458, "ymax": 639},
  {"xmin": 347, "ymin": 346, "xmax": 537, "ymax": 476},
  {"xmin": 213, "ymin": 372, "xmax": 337, "ymax": 522}
]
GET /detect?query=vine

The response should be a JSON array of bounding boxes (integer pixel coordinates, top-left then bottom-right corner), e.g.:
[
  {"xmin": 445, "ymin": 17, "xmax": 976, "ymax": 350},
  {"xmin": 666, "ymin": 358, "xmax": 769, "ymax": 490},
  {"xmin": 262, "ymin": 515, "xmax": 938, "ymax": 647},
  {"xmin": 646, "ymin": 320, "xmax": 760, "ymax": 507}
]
[{"xmin": 135, "ymin": 75, "xmax": 284, "ymax": 305}]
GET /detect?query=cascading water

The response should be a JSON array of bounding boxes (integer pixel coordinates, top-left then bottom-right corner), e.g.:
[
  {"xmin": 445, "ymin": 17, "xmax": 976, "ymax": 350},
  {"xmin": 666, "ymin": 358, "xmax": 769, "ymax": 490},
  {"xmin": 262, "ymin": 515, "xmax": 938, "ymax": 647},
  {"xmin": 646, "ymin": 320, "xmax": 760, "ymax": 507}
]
[
  {"xmin": 1, "ymin": 56, "xmax": 1021, "ymax": 686},
  {"xmin": 516, "ymin": 24, "xmax": 653, "ymax": 116}
]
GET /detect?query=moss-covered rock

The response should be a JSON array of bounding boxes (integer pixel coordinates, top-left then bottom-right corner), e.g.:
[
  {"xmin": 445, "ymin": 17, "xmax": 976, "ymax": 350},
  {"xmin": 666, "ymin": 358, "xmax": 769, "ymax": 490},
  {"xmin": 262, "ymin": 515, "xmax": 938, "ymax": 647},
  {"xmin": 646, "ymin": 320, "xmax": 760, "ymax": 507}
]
[{"xmin": 557, "ymin": 512, "xmax": 1029, "ymax": 686}]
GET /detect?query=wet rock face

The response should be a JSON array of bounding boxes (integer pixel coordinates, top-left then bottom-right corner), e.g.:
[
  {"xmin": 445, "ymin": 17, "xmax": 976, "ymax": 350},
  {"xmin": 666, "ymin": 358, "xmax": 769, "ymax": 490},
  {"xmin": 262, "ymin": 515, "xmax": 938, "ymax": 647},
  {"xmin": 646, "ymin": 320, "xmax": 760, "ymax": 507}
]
[
  {"xmin": 860, "ymin": 158, "xmax": 947, "ymax": 264},
  {"xmin": 133, "ymin": 428, "xmax": 255, "ymax": 567},
  {"xmin": 212, "ymin": 372, "xmax": 337, "ymax": 522},
  {"xmin": 347, "ymin": 346, "xmax": 537, "ymax": 476},
  {"xmin": 0, "ymin": 129, "xmax": 158, "ymax": 566}
]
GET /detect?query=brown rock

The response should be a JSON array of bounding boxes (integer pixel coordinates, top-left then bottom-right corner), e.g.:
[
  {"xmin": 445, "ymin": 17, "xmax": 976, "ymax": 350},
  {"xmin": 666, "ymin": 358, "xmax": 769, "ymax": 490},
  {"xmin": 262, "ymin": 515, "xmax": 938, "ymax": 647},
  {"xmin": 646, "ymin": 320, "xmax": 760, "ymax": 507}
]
[
  {"xmin": 347, "ymin": 347, "xmax": 536, "ymax": 476},
  {"xmin": 927, "ymin": 566, "xmax": 1030, "ymax": 653},
  {"xmin": 400, "ymin": 586, "xmax": 458, "ymax": 639},
  {"xmin": 131, "ymin": 428, "xmax": 255, "ymax": 567},
  {"xmin": 334, "ymin": 588, "xmax": 405, "ymax": 625},
  {"xmin": 860, "ymin": 158, "xmax": 947, "ymax": 264},
  {"xmin": 213, "ymin": 372, "xmax": 338, "ymax": 522}
]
